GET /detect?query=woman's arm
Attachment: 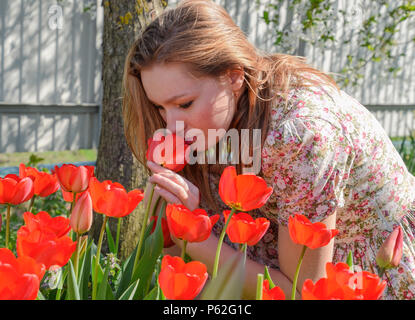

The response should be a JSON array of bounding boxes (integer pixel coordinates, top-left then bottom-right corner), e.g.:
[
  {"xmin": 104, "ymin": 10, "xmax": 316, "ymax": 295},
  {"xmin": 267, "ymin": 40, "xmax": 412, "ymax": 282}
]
[{"xmin": 278, "ymin": 211, "xmax": 337, "ymax": 295}]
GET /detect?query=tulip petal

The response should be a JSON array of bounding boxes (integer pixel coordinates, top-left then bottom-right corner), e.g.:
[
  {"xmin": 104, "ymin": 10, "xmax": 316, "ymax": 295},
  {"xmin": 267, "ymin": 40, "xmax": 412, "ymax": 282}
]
[{"xmin": 219, "ymin": 166, "xmax": 238, "ymax": 207}]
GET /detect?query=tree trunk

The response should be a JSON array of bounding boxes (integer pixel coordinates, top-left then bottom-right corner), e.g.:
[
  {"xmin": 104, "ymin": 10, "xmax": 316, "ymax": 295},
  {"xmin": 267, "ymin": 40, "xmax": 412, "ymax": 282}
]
[{"xmin": 92, "ymin": 0, "xmax": 168, "ymax": 261}]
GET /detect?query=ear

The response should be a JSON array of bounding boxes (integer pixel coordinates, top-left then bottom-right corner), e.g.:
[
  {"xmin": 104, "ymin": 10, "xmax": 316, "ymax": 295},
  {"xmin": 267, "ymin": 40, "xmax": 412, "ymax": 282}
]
[{"xmin": 227, "ymin": 68, "xmax": 245, "ymax": 92}]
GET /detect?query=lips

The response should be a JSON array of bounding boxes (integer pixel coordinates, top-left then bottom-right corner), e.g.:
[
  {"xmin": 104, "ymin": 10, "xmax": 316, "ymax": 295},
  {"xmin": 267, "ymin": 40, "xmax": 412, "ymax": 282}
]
[{"xmin": 184, "ymin": 135, "xmax": 197, "ymax": 146}]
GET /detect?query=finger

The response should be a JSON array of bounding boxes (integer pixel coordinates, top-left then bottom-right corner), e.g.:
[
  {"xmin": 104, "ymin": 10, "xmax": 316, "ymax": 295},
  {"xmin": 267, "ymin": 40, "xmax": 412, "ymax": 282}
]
[
  {"xmin": 147, "ymin": 161, "xmax": 168, "ymax": 174},
  {"xmin": 150, "ymin": 173, "xmax": 189, "ymax": 202},
  {"xmin": 154, "ymin": 185, "xmax": 182, "ymax": 205},
  {"xmin": 153, "ymin": 171, "xmax": 189, "ymax": 192}
]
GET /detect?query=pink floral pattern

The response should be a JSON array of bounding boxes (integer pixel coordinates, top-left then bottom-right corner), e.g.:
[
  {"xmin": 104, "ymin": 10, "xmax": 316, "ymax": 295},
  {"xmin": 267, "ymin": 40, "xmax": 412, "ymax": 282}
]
[{"xmin": 199, "ymin": 80, "xmax": 415, "ymax": 300}]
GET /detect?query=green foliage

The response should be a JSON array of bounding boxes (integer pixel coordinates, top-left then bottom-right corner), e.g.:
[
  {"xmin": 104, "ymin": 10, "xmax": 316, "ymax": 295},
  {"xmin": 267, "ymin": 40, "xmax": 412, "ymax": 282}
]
[
  {"xmin": 396, "ymin": 133, "xmax": 415, "ymax": 175},
  {"xmin": 257, "ymin": 0, "xmax": 415, "ymax": 89},
  {"xmin": 2, "ymin": 153, "xmax": 173, "ymax": 301},
  {"xmin": 32, "ymin": 192, "xmax": 68, "ymax": 217},
  {"xmin": 26, "ymin": 154, "xmax": 45, "ymax": 168}
]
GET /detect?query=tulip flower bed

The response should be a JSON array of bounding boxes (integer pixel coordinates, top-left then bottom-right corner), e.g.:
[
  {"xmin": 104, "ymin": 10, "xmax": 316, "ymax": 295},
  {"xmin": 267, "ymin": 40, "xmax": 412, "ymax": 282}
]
[{"xmin": 0, "ymin": 134, "xmax": 403, "ymax": 300}]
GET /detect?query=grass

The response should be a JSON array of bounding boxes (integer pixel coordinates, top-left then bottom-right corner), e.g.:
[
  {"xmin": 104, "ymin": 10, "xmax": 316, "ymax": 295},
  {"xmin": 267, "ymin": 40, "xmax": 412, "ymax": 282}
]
[{"xmin": 0, "ymin": 149, "xmax": 97, "ymax": 167}]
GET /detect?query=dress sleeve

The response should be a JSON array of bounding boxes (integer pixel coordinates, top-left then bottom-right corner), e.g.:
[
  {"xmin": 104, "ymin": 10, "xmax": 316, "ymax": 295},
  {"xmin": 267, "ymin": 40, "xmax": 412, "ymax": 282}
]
[{"xmin": 261, "ymin": 115, "xmax": 354, "ymax": 227}]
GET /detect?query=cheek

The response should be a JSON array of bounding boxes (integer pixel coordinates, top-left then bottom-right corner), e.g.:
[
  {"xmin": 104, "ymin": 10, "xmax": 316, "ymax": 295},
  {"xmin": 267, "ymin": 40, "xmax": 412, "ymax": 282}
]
[{"xmin": 209, "ymin": 95, "xmax": 234, "ymax": 129}]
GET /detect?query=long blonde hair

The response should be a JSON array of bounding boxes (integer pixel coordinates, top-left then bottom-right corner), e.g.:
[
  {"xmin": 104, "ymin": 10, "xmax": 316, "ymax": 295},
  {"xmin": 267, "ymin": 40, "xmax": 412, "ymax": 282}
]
[{"xmin": 122, "ymin": 0, "xmax": 341, "ymax": 211}]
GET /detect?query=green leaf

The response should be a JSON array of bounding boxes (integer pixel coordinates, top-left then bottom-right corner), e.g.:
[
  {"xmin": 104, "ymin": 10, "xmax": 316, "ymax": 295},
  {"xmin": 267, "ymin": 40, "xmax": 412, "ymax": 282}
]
[
  {"xmin": 143, "ymin": 283, "xmax": 159, "ymax": 300},
  {"xmin": 159, "ymin": 285, "xmax": 166, "ymax": 300},
  {"xmin": 114, "ymin": 245, "xmax": 138, "ymax": 299},
  {"xmin": 113, "ymin": 221, "xmax": 155, "ymax": 299},
  {"xmin": 264, "ymin": 266, "xmax": 276, "ymax": 289},
  {"xmin": 138, "ymin": 219, "xmax": 156, "ymax": 258},
  {"xmin": 36, "ymin": 290, "xmax": 46, "ymax": 300},
  {"xmin": 78, "ymin": 240, "xmax": 93, "ymax": 300},
  {"xmin": 263, "ymin": 10, "xmax": 270, "ymax": 24},
  {"xmin": 66, "ymin": 260, "xmax": 80, "ymax": 300},
  {"xmin": 55, "ymin": 266, "xmax": 68, "ymax": 300},
  {"xmin": 106, "ymin": 220, "xmax": 116, "ymax": 254},
  {"xmin": 119, "ymin": 279, "xmax": 140, "ymax": 300},
  {"xmin": 96, "ymin": 263, "xmax": 112, "ymax": 300},
  {"xmin": 200, "ymin": 250, "xmax": 246, "ymax": 300},
  {"xmin": 92, "ymin": 255, "xmax": 104, "ymax": 285},
  {"xmin": 131, "ymin": 211, "xmax": 164, "ymax": 299}
]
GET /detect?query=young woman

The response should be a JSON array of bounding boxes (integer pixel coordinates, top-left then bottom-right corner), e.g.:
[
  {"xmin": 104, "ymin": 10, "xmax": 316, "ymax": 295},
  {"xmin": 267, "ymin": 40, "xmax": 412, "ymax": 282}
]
[{"xmin": 122, "ymin": 0, "xmax": 415, "ymax": 299}]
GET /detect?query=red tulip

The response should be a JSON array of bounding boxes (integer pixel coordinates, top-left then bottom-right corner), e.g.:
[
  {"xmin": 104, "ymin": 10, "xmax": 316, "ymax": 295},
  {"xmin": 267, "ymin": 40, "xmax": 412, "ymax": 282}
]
[
  {"xmin": 70, "ymin": 192, "xmax": 93, "ymax": 234},
  {"xmin": 54, "ymin": 164, "xmax": 94, "ymax": 193},
  {"xmin": 223, "ymin": 210, "xmax": 270, "ymax": 246},
  {"xmin": 16, "ymin": 211, "xmax": 76, "ymax": 269},
  {"xmin": 150, "ymin": 216, "xmax": 175, "ymax": 248},
  {"xmin": 19, "ymin": 164, "xmax": 60, "ymax": 197},
  {"xmin": 376, "ymin": 226, "xmax": 403, "ymax": 270},
  {"xmin": 0, "ymin": 248, "xmax": 46, "ymax": 300},
  {"xmin": 166, "ymin": 204, "xmax": 219, "ymax": 243},
  {"xmin": 146, "ymin": 132, "xmax": 191, "ymax": 172},
  {"xmin": 302, "ymin": 262, "xmax": 386, "ymax": 300},
  {"xmin": 0, "ymin": 174, "xmax": 34, "ymax": 205},
  {"xmin": 158, "ymin": 255, "xmax": 208, "ymax": 300},
  {"xmin": 88, "ymin": 177, "xmax": 144, "ymax": 218},
  {"xmin": 21, "ymin": 211, "xmax": 71, "ymax": 238},
  {"xmin": 219, "ymin": 166, "xmax": 273, "ymax": 211},
  {"xmin": 288, "ymin": 214, "xmax": 339, "ymax": 249},
  {"xmin": 262, "ymin": 279, "xmax": 285, "ymax": 300}
]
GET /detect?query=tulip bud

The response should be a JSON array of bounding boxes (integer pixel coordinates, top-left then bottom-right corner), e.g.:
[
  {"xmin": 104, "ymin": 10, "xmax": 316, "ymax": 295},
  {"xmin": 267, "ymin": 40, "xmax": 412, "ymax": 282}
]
[
  {"xmin": 70, "ymin": 192, "xmax": 93, "ymax": 234},
  {"xmin": 376, "ymin": 226, "xmax": 403, "ymax": 270}
]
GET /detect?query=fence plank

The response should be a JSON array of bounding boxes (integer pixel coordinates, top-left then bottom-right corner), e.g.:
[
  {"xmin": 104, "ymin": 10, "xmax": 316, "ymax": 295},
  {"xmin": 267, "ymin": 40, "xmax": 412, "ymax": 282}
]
[{"xmin": 0, "ymin": 103, "xmax": 99, "ymax": 153}]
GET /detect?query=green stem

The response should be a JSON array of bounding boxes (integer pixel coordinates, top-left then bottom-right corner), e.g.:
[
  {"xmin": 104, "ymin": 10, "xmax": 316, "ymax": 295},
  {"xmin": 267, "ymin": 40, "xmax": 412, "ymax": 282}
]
[
  {"xmin": 241, "ymin": 243, "xmax": 247, "ymax": 266},
  {"xmin": 378, "ymin": 267, "xmax": 385, "ymax": 279},
  {"xmin": 291, "ymin": 245, "xmax": 307, "ymax": 300},
  {"xmin": 92, "ymin": 215, "xmax": 108, "ymax": 300},
  {"xmin": 74, "ymin": 233, "xmax": 81, "ymax": 280},
  {"xmin": 68, "ymin": 192, "xmax": 77, "ymax": 217},
  {"xmin": 132, "ymin": 183, "xmax": 156, "ymax": 275},
  {"xmin": 181, "ymin": 240, "xmax": 188, "ymax": 260},
  {"xmin": 256, "ymin": 273, "xmax": 264, "ymax": 300},
  {"xmin": 151, "ymin": 195, "xmax": 161, "ymax": 218},
  {"xmin": 115, "ymin": 217, "xmax": 121, "ymax": 257},
  {"xmin": 69, "ymin": 192, "xmax": 77, "ymax": 241},
  {"xmin": 212, "ymin": 207, "xmax": 236, "ymax": 279},
  {"xmin": 28, "ymin": 195, "xmax": 36, "ymax": 213},
  {"xmin": 5, "ymin": 205, "xmax": 11, "ymax": 249}
]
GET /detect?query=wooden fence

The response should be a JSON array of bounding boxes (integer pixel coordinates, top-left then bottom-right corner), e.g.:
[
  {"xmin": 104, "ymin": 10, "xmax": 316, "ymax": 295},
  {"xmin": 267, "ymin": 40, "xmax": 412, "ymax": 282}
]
[{"xmin": 0, "ymin": 0, "xmax": 414, "ymax": 153}]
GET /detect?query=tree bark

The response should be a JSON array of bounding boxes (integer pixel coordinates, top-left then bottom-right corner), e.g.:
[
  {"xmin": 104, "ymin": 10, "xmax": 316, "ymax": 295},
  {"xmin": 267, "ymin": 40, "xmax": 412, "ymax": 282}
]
[{"xmin": 92, "ymin": 0, "xmax": 168, "ymax": 261}]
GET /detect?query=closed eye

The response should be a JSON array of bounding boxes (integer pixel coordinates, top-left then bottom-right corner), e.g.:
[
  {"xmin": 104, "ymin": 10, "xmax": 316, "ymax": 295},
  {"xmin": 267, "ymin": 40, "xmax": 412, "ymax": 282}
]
[
  {"xmin": 179, "ymin": 101, "xmax": 193, "ymax": 109},
  {"xmin": 153, "ymin": 101, "xmax": 193, "ymax": 110}
]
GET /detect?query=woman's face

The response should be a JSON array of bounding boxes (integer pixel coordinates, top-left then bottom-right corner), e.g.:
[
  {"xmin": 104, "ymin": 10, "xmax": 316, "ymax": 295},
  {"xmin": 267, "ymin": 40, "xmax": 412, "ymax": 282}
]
[{"xmin": 140, "ymin": 62, "xmax": 244, "ymax": 152}]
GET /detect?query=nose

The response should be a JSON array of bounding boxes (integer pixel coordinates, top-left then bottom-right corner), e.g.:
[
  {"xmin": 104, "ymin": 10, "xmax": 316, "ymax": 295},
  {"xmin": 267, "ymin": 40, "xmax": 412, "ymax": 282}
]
[{"xmin": 165, "ymin": 110, "xmax": 185, "ymax": 135}]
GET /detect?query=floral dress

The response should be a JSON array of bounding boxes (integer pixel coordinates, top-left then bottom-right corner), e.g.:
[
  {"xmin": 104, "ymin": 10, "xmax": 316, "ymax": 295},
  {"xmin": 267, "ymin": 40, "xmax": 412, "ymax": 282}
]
[{"xmin": 199, "ymin": 79, "xmax": 415, "ymax": 300}]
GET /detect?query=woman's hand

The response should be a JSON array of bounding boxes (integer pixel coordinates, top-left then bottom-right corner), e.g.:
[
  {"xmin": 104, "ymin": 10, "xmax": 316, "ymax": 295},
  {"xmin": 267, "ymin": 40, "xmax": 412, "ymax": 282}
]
[{"xmin": 147, "ymin": 161, "xmax": 200, "ymax": 211}]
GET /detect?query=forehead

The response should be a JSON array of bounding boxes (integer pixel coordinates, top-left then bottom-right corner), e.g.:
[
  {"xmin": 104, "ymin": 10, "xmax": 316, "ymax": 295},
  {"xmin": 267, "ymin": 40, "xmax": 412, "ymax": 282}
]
[{"xmin": 141, "ymin": 63, "xmax": 201, "ymax": 102}]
